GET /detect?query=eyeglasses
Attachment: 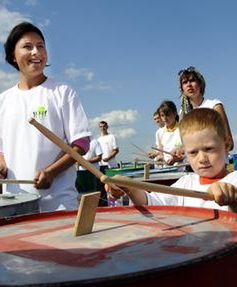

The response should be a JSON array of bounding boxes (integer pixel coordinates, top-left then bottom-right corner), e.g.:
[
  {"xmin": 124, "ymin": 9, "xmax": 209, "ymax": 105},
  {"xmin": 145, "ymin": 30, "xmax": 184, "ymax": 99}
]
[{"xmin": 99, "ymin": 125, "xmax": 107, "ymax": 128}]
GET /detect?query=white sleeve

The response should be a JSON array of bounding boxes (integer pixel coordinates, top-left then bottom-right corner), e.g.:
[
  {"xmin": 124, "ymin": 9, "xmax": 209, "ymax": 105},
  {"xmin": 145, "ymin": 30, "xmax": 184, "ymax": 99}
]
[
  {"xmin": 95, "ymin": 141, "xmax": 103, "ymax": 156},
  {"xmin": 156, "ymin": 128, "xmax": 164, "ymax": 149},
  {"xmin": 111, "ymin": 134, "xmax": 118, "ymax": 149},
  {"xmin": 62, "ymin": 86, "xmax": 91, "ymax": 143},
  {"xmin": 146, "ymin": 191, "xmax": 179, "ymax": 206},
  {"xmin": 155, "ymin": 129, "xmax": 159, "ymax": 146},
  {"xmin": 147, "ymin": 175, "xmax": 194, "ymax": 206}
]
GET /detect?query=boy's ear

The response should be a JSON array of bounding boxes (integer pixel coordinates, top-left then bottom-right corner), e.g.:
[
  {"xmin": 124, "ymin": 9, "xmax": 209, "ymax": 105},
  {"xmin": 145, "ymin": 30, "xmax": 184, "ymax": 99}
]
[{"xmin": 225, "ymin": 136, "xmax": 232, "ymax": 152}]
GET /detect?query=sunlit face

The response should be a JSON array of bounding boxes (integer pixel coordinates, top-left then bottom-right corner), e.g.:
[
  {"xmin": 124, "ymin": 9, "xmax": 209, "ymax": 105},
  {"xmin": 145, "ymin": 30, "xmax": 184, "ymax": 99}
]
[
  {"xmin": 181, "ymin": 76, "xmax": 202, "ymax": 103},
  {"xmin": 182, "ymin": 128, "xmax": 228, "ymax": 178},
  {"xmin": 13, "ymin": 32, "xmax": 47, "ymax": 78},
  {"xmin": 159, "ymin": 110, "xmax": 176, "ymax": 129},
  {"xmin": 99, "ymin": 123, "xmax": 108, "ymax": 132}
]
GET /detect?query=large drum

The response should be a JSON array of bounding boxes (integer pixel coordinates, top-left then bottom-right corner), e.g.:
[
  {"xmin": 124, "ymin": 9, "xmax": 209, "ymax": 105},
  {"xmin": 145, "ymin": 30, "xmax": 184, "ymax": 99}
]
[
  {"xmin": 0, "ymin": 192, "xmax": 40, "ymax": 218},
  {"xmin": 0, "ymin": 206, "xmax": 237, "ymax": 286}
]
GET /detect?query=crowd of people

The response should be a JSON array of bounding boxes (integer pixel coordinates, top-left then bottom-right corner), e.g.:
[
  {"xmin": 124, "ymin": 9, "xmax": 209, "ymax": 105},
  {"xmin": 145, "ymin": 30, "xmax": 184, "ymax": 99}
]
[{"xmin": 0, "ymin": 21, "xmax": 236, "ymax": 214}]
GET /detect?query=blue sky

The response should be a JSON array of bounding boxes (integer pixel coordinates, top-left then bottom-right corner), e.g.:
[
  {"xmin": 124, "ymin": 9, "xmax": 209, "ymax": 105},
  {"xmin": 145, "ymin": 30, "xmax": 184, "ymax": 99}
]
[{"xmin": 0, "ymin": 0, "xmax": 237, "ymax": 162}]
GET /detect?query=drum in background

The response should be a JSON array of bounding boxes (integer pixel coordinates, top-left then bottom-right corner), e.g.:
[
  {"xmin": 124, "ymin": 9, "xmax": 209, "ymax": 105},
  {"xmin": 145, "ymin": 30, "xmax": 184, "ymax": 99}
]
[
  {"xmin": 0, "ymin": 206, "xmax": 237, "ymax": 286},
  {"xmin": 0, "ymin": 192, "xmax": 40, "ymax": 218}
]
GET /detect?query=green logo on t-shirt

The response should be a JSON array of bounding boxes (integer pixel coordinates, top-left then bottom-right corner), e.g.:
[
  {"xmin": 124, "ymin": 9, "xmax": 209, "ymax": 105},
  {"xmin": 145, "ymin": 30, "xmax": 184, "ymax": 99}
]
[{"xmin": 33, "ymin": 106, "xmax": 47, "ymax": 119}]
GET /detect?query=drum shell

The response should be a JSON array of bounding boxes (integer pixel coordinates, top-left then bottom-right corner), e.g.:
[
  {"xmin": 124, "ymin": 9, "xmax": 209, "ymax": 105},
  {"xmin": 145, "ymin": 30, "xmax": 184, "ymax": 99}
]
[{"xmin": 0, "ymin": 193, "xmax": 40, "ymax": 217}]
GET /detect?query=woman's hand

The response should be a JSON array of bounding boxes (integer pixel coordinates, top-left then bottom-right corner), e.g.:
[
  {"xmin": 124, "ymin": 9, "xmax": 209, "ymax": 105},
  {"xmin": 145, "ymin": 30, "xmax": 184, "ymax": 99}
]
[
  {"xmin": 0, "ymin": 154, "xmax": 7, "ymax": 179},
  {"xmin": 34, "ymin": 169, "xmax": 55, "ymax": 189},
  {"xmin": 166, "ymin": 148, "xmax": 185, "ymax": 165},
  {"xmin": 148, "ymin": 150, "xmax": 158, "ymax": 159}
]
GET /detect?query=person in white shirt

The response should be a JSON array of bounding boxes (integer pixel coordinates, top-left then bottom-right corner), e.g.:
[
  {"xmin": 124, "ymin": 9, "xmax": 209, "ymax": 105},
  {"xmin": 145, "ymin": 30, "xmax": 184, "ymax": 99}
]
[
  {"xmin": 98, "ymin": 121, "xmax": 119, "ymax": 169},
  {"xmin": 178, "ymin": 66, "xmax": 233, "ymax": 151},
  {"xmin": 97, "ymin": 121, "xmax": 119, "ymax": 206},
  {"xmin": 106, "ymin": 108, "xmax": 237, "ymax": 213},
  {"xmin": 149, "ymin": 101, "xmax": 184, "ymax": 165},
  {"xmin": 76, "ymin": 138, "xmax": 102, "ymax": 196},
  {"xmin": 0, "ymin": 22, "xmax": 91, "ymax": 212},
  {"xmin": 148, "ymin": 110, "xmax": 164, "ymax": 164}
]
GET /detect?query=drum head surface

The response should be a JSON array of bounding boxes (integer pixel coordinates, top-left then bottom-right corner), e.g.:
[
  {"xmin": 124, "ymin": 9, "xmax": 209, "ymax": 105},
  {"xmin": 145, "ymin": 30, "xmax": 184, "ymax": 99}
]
[{"xmin": 0, "ymin": 206, "xmax": 237, "ymax": 286}]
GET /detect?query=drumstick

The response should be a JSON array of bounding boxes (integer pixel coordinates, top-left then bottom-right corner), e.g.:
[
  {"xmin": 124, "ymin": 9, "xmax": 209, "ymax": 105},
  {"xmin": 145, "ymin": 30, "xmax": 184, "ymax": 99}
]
[
  {"xmin": 0, "ymin": 179, "xmax": 34, "ymax": 184},
  {"xmin": 151, "ymin": 146, "xmax": 173, "ymax": 156},
  {"xmin": 29, "ymin": 118, "xmax": 214, "ymax": 201},
  {"xmin": 131, "ymin": 142, "xmax": 149, "ymax": 157}
]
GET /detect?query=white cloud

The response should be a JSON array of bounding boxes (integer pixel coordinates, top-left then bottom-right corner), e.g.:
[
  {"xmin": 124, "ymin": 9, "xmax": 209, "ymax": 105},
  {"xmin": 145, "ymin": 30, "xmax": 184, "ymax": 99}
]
[
  {"xmin": 90, "ymin": 109, "xmax": 138, "ymax": 128},
  {"xmin": 0, "ymin": 7, "xmax": 30, "ymax": 43},
  {"xmin": 113, "ymin": 127, "xmax": 136, "ymax": 139},
  {"xmin": 82, "ymin": 81, "xmax": 111, "ymax": 91},
  {"xmin": 64, "ymin": 67, "xmax": 94, "ymax": 81},
  {"xmin": 38, "ymin": 18, "xmax": 50, "ymax": 29},
  {"xmin": 0, "ymin": 70, "xmax": 18, "ymax": 92}
]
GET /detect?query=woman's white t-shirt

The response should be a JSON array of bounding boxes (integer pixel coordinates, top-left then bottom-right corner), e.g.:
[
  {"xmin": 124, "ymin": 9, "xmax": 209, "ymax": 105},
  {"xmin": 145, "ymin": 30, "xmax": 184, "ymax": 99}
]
[{"xmin": 0, "ymin": 78, "xmax": 91, "ymax": 212}]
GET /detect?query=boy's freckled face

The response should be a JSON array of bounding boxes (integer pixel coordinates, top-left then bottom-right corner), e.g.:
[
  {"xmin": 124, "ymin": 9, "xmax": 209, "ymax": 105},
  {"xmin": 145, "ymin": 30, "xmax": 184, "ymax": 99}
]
[{"xmin": 182, "ymin": 128, "xmax": 227, "ymax": 178}]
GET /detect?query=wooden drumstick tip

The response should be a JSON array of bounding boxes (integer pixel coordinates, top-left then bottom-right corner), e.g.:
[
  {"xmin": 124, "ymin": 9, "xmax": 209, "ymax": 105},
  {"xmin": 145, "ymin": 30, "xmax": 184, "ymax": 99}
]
[
  {"xmin": 28, "ymin": 117, "xmax": 35, "ymax": 124},
  {"xmin": 100, "ymin": 174, "xmax": 109, "ymax": 184}
]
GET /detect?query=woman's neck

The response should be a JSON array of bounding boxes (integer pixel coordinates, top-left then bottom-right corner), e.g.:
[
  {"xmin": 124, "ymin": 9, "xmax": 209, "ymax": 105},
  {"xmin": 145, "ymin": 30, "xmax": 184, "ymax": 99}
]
[
  {"xmin": 18, "ymin": 74, "xmax": 47, "ymax": 90},
  {"xmin": 190, "ymin": 95, "xmax": 204, "ymax": 108},
  {"xmin": 166, "ymin": 122, "xmax": 178, "ymax": 132}
]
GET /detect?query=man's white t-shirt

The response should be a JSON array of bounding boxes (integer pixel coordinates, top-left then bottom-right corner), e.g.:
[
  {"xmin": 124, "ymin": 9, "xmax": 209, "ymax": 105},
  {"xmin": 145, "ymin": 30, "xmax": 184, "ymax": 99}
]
[
  {"xmin": 79, "ymin": 139, "xmax": 102, "ymax": 170},
  {"xmin": 0, "ymin": 78, "xmax": 91, "ymax": 212},
  {"xmin": 98, "ymin": 134, "xmax": 118, "ymax": 168}
]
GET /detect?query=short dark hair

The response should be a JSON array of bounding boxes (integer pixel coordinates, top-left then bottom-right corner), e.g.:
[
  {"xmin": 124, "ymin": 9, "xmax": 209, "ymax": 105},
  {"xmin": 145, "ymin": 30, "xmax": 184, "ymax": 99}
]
[
  {"xmin": 99, "ymin": 121, "xmax": 108, "ymax": 127},
  {"xmin": 4, "ymin": 22, "xmax": 45, "ymax": 70}
]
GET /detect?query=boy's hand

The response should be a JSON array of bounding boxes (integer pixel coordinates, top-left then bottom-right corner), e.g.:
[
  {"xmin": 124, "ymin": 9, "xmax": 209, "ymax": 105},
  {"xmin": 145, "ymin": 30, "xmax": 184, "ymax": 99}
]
[
  {"xmin": 207, "ymin": 182, "xmax": 237, "ymax": 206},
  {"xmin": 105, "ymin": 183, "xmax": 125, "ymax": 199}
]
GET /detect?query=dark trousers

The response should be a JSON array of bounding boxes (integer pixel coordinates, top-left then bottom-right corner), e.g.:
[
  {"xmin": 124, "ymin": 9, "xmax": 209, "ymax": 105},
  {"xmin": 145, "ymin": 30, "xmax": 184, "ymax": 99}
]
[
  {"xmin": 76, "ymin": 170, "xmax": 97, "ymax": 193},
  {"xmin": 97, "ymin": 166, "xmax": 109, "ymax": 207}
]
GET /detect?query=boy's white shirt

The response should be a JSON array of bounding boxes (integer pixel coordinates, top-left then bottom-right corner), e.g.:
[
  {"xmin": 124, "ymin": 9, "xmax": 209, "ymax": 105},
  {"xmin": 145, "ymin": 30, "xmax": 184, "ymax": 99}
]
[
  {"xmin": 0, "ymin": 78, "xmax": 91, "ymax": 212},
  {"xmin": 146, "ymin": 171, "xmax": 237, "ymax": 211}
]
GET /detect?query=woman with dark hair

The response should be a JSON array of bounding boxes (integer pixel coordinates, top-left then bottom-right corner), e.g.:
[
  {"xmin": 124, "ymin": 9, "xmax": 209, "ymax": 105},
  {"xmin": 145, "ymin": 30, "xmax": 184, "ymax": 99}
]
[
  {"xmin": 178, "ymin": 66, "xmax": 233, "ymax": 151},
  {"xmin": 150, "ymin": 100, "xmax": 184, "ymax": 165},
  {"xmin": 0, "ymin": 22, "xmax": 91, "ymax": 212}
]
